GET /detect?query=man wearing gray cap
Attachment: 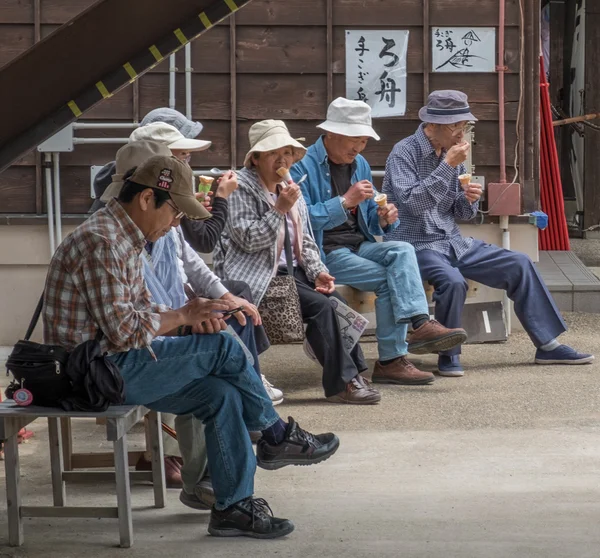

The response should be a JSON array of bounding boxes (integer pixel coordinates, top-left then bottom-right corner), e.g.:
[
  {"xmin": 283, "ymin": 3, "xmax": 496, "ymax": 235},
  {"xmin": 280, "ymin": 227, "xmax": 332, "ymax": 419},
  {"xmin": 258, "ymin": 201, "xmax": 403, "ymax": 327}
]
[
  {"xmin": 293, "ymin": 97, "xmax": 467, "ymax": 389},
  {"xmin": 383, "ymin": 90, "xmax": 594, "ymax": 375}
]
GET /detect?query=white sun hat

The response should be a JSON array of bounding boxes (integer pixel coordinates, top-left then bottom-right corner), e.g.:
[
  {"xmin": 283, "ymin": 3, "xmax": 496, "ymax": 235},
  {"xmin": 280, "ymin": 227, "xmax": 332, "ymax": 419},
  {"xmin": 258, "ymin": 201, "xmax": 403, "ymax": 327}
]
[
  {"xmin": 317, "ymin": 97, "xmax": 380, "ymax": 141},
  {"xmin": 129, "ymin": 122, "xmax": 211, "ymax": 152}
]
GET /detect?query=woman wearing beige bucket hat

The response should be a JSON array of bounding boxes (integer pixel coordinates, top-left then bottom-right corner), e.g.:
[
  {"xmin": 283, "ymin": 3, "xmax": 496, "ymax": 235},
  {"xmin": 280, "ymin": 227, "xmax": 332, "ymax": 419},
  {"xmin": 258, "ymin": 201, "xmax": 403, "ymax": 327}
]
[{"xmin": 214, "ymin": 120, "xmax": 381, "ymax": 405}]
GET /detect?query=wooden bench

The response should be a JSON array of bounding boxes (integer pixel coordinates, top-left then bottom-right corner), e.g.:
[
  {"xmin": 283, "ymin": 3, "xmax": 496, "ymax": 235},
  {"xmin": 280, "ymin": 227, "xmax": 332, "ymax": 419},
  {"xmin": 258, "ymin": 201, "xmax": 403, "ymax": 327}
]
[
  {"xmin": 336, "ymin": 280, "xmax": 479, "ymax": 315},
  {"xmin": 0, "ymin": 402, "xmax": 165, "ymax": 548}
]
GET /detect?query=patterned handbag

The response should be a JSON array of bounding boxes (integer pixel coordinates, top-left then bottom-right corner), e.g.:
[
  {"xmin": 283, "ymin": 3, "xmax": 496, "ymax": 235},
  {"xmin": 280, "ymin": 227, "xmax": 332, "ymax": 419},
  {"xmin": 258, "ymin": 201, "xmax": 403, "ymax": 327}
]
[{"xmin": 258, "ymin": 219, "xmax": 305, "ymax": 345}]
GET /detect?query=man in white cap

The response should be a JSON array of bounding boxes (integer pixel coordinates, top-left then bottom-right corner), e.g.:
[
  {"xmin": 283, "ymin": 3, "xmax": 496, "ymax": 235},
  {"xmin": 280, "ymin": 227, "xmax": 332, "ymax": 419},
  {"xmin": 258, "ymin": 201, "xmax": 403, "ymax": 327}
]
[
  {"xmin": 292, "ymin": 97, "xmax": 467, "ymax": 386},
  {"xmin": 43, "ymin": 154, "xmax": 340, "ymax": 539},
  {"xmin": 383, "ymin": 90, "xmax": 594, "ymax": 376}
]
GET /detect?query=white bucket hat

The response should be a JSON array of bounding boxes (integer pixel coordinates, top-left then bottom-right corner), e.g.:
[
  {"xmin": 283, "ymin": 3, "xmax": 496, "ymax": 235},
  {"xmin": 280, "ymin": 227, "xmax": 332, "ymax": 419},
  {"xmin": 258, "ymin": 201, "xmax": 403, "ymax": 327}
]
[
  {"xmin": 129, "ymin": 122, "xmax": 211, "ymax": 152},
  {"xmin": 243, "ymin": 120, "xmax": 306, "ymax": 168},
  {"xmin": 317, "ymin": 97, "xmax": 380, "ymax": 141}
]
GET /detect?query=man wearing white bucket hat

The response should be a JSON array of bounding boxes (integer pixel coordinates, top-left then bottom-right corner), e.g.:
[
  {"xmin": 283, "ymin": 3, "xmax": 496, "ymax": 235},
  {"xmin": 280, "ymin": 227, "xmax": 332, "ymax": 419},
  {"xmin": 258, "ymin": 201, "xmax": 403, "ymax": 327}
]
[
  {"xmin": 383, "ymin": 90, "xmax": 594, "ymax": 376},
  {"xmin": 292, "ymin": 98, "xmax": 467, "ymax": 386}
]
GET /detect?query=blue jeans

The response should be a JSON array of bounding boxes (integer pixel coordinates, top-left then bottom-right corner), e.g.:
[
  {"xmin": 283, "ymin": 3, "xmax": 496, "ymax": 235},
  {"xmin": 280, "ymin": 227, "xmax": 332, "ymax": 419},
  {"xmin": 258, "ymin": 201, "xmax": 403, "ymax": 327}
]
[
  {"xmin": 326, "ymin": 241, "xmax": 429, "ymax": 360},
  {"xmin": 110, "ymin": 333, "xmax": 279, "ymax": 510},
  {"xmin": 417, "ymin": 240, "xmax": 568, "ymax": 356}
]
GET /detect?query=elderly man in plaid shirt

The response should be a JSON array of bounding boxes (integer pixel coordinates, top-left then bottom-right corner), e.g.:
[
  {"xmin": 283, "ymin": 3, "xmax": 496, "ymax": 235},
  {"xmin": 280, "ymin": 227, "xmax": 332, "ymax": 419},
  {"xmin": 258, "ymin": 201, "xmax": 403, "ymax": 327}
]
[
  {"xmin": 292, "ymin": 97, "xmax": 468, "ymax": 387},
  {"xmin": 383, "ymin": 90, "xmax": 594, "ymax": 376},
  {"xmin": 42, "ymin": 154, "xmax": 340, "ymax": 539}
]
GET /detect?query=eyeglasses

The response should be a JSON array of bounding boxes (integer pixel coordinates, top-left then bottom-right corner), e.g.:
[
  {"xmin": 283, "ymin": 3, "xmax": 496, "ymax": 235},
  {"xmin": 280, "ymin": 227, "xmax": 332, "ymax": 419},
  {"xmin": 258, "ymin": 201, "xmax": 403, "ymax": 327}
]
[
  {"xmin": 444, "ymin": 123, "xmax": 474, "ymax": 136},
  {"xmin": 166, "ymin": 200, "xmax": 184, "ymax": 219}
]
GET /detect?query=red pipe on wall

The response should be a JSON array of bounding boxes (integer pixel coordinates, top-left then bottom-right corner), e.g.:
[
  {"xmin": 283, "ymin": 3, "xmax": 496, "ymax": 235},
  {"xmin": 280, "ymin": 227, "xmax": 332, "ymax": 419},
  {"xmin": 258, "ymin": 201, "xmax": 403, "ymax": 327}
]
[{"xmin": 498, "ymin": 0, "xmax": 507, "ymax": 183}]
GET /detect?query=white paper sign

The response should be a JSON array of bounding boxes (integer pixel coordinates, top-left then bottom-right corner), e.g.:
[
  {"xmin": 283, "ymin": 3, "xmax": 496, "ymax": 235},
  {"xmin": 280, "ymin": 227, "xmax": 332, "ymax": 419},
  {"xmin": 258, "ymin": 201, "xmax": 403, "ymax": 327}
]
[
  {"xmin": 432, "ymin": 27, "xmax": 496, "ymax": 73},
  {"xmin": 346, "ymin": 30, "xmax": 409, "ymax": 117}
]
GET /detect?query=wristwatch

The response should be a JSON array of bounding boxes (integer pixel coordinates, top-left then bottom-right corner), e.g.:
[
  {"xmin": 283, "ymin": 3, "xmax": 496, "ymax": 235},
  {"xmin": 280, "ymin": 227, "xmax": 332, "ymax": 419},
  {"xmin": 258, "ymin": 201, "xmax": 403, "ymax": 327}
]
[{"xmin": 340, "ymin": 196, "xmax": 349, "ymax": 211}]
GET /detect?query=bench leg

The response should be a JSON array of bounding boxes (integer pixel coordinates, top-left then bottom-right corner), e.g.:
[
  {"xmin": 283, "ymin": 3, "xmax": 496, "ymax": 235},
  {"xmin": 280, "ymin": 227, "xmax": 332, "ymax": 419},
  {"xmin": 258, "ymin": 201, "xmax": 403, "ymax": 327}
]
[
  {"xmin": 4, "ymin": 434, "xmax": 23, "ymax": 546},
  {"xmin": 60, "ymin": 417, "xmax": 73, "ymax": 471},
  {"xmin": 113, "ymin": 433, "xmax": 133, "ymax": 548},
  {"xmin": 48, "ymin": 418, "xmax": 66, "ymax": 506},
  {"xmin": 146, "ymin": 411, "xmax": 166, "ymax": 509}
]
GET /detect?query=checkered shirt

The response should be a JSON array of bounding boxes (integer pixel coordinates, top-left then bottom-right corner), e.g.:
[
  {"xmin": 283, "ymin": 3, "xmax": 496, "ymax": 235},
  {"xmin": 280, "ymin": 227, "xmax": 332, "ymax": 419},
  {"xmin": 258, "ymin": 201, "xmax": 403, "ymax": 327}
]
[
  {"xmin": 382, "ymin": 124, "xmax": 479, "ymax": 258},
  {"xmin": 43, "ymin": 199, "xmax": 167, "ymax": 354}
]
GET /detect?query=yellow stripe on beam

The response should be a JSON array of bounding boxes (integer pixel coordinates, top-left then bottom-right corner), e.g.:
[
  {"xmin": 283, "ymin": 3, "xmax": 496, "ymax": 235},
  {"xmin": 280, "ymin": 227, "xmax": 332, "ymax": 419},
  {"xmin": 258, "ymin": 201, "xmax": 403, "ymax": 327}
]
[
  {"xmin": 123, "ymin": 62, "xmax": 137, "ymax": 80},
  {"xmin": 174, "ymin": 28, "xmax": 188, "ymax": 45},
  {"xmin": 96, "ymin": 81, "xmax": 110, "ymax": 99},
  {"xmin": 224, "ymin": 0, "xmax": 238, "ymax": 11},
  {"xmin": 67, "ymin": 100, "xmax": 82, "ymax": 117},
  {"xmin": 199, "ymin": 12, "xmax": 212, "ymax": 29},
  {"xmin": 149, "ymin": 45, "xmax": 163, "ymax": 62}
]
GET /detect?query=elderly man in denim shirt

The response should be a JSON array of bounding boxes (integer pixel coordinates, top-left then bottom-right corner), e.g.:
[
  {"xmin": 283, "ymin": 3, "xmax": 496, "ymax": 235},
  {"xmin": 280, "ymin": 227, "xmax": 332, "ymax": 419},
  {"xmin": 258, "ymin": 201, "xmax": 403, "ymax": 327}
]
[
  {"xmin": 291, "ymin": 98, "xmax": 467, "ymax": 385},
  {"xmin": 383, "ymin": 90, "xmax": 594, "ymax": 375}
]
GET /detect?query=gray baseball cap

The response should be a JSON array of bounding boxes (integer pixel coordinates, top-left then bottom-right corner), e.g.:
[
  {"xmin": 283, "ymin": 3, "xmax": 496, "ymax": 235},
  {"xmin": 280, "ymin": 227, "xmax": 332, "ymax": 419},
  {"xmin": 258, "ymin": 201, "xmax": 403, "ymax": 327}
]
[
  {"xmin": 141, "ymin": 108, "xmax": 203, "ymax": 139},
  {"xmin": 418, "ymin": 90, "xmax": 478, "ymax": 125}
]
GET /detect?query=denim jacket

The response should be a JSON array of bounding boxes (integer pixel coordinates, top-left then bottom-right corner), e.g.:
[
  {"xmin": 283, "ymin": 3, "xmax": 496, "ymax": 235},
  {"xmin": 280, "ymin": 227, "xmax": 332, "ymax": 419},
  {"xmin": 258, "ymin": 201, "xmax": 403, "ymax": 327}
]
[{"xmin": 291, "ymin": 136, "xmax": 399, "ymax": 260}]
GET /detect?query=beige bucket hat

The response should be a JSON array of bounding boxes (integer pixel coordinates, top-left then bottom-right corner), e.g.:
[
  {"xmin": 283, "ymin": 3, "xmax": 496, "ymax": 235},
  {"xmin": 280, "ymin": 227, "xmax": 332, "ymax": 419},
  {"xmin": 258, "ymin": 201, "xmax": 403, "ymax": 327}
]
[
  {"xmin": 243, "ymin": 120, "xmax": 306, "ymax": 168},
  {"xmin": 100, "ymin": 140, "xmax": 171, "ymax": 202}
]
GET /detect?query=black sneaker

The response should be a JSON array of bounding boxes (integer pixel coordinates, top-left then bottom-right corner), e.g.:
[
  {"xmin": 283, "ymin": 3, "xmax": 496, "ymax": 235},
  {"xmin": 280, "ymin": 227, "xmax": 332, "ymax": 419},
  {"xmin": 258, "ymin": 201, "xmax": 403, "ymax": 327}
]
[
  {"xmin": 256, "ymin": 416, "xmax": 340, "ymax": 471},
  {"xmin": 208, "ymin": 497, "xmax": 294, "ymax": 539}
]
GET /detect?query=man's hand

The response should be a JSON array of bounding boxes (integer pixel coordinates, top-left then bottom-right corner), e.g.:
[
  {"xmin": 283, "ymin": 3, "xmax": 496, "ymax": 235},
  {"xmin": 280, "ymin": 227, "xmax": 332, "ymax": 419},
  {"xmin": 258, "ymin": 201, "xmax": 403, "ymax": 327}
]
[
  {"xmin": 215, "ymin": 170, "xmax": 238, "ymax": 200},
  {"xmin": 192, "ymin": 318, "xmax": 228, "ymax": 334},
  {"xmin": 464, "ymin": 184, "xmax": 483, "ymax": 204},
  {"xmin": 315, "ymin": 272, "xmax": 335, "ymax": 294},
  {"xmin": 343, "ymin": 180, "xmax": 374, "ymax": 208},
  {"xmin": 180, "ymin": 297, "xmax": 231, "ymax": 325},
  {"xmin": 377, "ymin": 203, "xmax": 398, "ymax": 226},
  {"xmin": 274, "ymin": 183, "xmax": 301, "ymax": 214},
  {"xmin": 222, "ymin": 293, "xmax": 262, "ymax": 327},
  {"xmin": 444, "ymin": 142, "xmax": 470, "ymax": 167}
]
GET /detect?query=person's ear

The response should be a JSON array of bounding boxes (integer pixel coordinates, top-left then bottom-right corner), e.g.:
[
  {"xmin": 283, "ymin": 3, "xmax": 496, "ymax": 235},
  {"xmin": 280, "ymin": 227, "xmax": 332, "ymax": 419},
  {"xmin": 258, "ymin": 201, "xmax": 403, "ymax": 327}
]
[{"xmin": 138, "ymin": 188, "xmax": 155, "ymax": 212}]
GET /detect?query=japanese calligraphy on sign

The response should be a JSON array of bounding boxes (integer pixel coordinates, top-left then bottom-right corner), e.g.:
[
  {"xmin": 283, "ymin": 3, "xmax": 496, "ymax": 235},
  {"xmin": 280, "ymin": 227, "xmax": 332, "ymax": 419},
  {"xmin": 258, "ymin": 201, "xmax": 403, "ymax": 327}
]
[
  {"xmin": 432, "ymin": 27, "xmax": 496, "ymax": 73},
  {"xmin": 346, "ymin": 30, "xmax": 409, "ymax": 118}
]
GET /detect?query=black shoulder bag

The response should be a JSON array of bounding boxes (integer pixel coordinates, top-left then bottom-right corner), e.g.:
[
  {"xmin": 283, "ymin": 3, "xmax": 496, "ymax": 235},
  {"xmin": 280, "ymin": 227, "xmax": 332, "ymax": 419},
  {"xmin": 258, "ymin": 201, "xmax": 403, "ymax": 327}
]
[{"xmin": 5, "ymin": 295, "xmax": 125, "ymax": 410}]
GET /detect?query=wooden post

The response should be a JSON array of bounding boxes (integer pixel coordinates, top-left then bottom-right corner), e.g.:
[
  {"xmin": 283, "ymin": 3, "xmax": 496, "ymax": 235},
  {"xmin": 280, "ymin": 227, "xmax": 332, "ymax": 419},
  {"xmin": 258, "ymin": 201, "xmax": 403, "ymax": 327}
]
[
  {"xmin": 326, "ymin": 0, "xmax": 334, "ymax": 105},
  {"xmin": 4, "ymin": 427, "xmax": 23, "ymax": 546},
  {"xmin": 584, "ymin": 0, "xmax": 600, "ymax": 232},
  {"xmin": 422, "ymin": 0, "xmax": 430, "ymax": 104},
  {"xmin": 48, "ymin": 418, "xmax": 66, "ymax": 507},
  {"xmin": 34, "ymin": 0, "xmax": 43, "ymax": 214},
  {"xmin": 230, "ymin": 14, "xmax": 237, "ymax": 168},
  {"xmin": 113, "ymin": 432, "xmax": 133, "ymax": 548}
]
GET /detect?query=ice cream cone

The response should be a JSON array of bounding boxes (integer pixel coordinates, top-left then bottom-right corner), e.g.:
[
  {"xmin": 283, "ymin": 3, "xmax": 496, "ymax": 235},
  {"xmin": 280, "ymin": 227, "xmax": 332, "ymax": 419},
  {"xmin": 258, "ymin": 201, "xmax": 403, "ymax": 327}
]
[
  {"xmin": 458, "ymin": 173, "xmax": 472, "ymax": 186},
  {"xmin": 276, "ymin": 167, "xmax": 293, "ymax": 184},
  {"xmin": 375, "ymin": 193, "xmax": 387, "ymax": 208}
]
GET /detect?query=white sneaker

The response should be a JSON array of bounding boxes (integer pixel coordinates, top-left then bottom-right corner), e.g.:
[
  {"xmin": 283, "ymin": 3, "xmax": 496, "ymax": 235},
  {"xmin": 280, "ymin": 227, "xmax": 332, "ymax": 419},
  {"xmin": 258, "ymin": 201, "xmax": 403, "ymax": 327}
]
[{"xmin": 261, "ymin": 374, "xmax": 284, "ymax": 406}]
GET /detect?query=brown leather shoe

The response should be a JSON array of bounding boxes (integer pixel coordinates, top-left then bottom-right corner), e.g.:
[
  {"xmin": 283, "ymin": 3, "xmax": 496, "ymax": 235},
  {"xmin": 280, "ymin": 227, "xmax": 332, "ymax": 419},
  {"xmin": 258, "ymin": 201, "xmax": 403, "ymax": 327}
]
[
  {"xmin": 372, "ymin": 357, "xmax": 435, "ymax": 385},
  {"xmin": 136, "ymin": 454, "xmax": 183, "ymax": 489},
  {"xmin": 407, "ymin": 320, "xmax": 467, "ymax": 355},
  {"xmin": 326, "ymin": 375, "xmax": 382, "ymax": 405}
]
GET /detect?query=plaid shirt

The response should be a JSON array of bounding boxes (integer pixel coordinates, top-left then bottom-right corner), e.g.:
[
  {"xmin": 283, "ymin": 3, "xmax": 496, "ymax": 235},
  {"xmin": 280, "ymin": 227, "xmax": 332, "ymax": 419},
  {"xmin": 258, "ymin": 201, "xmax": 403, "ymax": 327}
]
[
  {"xmin": 213, "ymin": 167, "xmax": 327, "ymax": 305},
  {"xmin": 382, "ymin": 124, "xmax": 479, "ymax": 258},
  {"xmin": 43, "ymin": 199, "xmax": 167, "ymax": 354}
]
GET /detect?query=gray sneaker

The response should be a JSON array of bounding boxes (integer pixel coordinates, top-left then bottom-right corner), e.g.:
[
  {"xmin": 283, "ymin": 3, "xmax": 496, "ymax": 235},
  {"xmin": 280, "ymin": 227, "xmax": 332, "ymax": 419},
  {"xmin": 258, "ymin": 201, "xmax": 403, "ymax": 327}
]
[{"xmin": 179, "ymin": 476, "xmax": 215, "ymax": 510}]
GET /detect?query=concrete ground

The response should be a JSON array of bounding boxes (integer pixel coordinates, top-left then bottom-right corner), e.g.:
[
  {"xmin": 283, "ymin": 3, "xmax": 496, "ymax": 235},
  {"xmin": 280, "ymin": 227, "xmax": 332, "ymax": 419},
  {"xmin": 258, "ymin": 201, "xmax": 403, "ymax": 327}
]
[{"xmin": 0, "ymin": 312, "xmax": 599, "ymax": 557}]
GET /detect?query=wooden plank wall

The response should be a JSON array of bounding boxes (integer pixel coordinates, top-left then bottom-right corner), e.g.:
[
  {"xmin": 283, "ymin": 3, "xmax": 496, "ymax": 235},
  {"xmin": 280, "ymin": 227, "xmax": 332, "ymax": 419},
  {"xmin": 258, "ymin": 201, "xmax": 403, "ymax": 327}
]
[{"xmin": 0, "ymin": 0, "xmax": 525, "ymax": 215}]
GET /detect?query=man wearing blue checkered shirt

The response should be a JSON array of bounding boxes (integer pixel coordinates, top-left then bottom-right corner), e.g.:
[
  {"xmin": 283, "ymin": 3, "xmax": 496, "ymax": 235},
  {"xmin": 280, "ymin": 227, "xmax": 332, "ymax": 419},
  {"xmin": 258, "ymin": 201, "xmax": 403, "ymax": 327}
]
[{"xmin": 383, "ymin": 90, "xmax": 594, "ymax": 375}]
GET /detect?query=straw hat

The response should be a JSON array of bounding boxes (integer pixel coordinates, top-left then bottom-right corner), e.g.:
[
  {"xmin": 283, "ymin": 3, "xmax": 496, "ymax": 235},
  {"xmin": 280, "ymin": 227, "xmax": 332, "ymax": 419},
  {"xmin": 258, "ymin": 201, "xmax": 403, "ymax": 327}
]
[{"xmin": 243, "ymin": 120, "xmax": 306, "ymax": 168}]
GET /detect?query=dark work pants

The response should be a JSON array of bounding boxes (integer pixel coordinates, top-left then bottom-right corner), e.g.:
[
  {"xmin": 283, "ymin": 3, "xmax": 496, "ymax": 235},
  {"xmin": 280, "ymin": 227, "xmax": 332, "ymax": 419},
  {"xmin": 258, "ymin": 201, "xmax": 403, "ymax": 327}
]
[
  {"xmin": 221, "ymin": 280, "xmax": 270, "ymax": 376},
  {"xmin": 278, "ymin": 267, "xmax": 368, "ymax": 397}
]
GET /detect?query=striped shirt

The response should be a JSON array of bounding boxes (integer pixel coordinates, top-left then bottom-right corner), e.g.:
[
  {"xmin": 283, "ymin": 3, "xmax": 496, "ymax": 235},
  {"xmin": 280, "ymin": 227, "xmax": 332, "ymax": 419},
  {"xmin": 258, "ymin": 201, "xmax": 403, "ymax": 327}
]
[
  {"xmin": 43, "ymin": 199, "xmax": 167, "ymax": 354},
  {"xmin": 382, "ymin": 124, "xmax": 479, "ymax": 258}
]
